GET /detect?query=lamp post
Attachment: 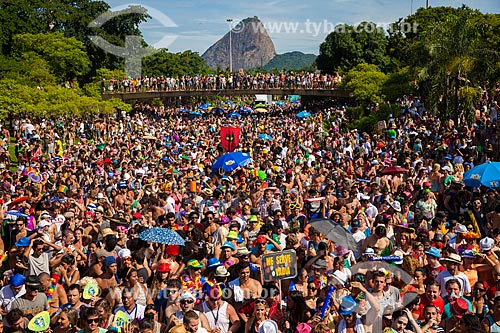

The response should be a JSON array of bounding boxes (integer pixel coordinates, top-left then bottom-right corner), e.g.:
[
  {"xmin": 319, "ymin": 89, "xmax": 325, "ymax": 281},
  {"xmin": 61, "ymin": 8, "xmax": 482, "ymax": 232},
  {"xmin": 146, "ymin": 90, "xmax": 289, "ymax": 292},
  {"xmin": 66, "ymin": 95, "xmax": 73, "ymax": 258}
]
[{"xmin": 226, "ymin": 18, "xmax": 233, "ymax": 73}]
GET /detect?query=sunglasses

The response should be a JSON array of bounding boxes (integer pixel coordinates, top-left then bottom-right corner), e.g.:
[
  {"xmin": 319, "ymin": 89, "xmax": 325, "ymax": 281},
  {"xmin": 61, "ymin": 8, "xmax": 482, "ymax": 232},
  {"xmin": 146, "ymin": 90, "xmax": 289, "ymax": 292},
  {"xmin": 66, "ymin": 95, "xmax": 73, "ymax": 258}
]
[
  {"xmin": 180, "ymin": 299, "xmax": 195, "ymax": 305},
  {"xmin": 255, "ymin": 299, "xmax": 266, "ymax": 305},
  {"xmin": 475, "ymin": 288, "xmax": 486, "ymax": 292},
  {"xmin": 166, "ymin": 289, "xmax": 178, "ymax": 295},
  {"xmin": 87, "ymin": 318, "xmax": 99, "ymax": 324},
  {"xmin": 289, "ymin": 203, "xmax": 300, "ymax": 209}
]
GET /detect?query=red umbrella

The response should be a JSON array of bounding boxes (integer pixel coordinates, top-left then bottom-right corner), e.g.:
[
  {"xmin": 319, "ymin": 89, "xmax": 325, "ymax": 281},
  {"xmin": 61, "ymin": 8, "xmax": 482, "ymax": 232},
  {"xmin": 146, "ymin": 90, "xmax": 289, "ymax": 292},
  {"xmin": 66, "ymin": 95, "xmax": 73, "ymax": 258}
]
[{"xmin": 381, "ymin": 166, "xmax": 408, "ymax": 175}]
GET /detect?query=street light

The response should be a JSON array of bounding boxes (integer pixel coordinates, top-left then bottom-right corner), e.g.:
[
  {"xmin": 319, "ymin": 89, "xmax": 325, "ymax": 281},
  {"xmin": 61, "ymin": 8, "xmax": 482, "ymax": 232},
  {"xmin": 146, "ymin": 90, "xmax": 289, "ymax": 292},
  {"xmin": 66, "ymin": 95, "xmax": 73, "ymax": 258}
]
[{"xmin": 226, "ymin": 18, "xmax": 233, "ymax": 73}]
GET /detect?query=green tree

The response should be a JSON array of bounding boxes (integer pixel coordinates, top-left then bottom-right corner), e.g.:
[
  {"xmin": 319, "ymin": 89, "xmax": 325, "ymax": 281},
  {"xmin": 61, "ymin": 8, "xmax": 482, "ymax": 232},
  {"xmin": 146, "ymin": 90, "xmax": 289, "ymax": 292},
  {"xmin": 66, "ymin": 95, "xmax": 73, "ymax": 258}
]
[
  {"xmin": 142, "ymin": 49, "xmax": 211, "ymax": 77},
  {"xmin": 13, "ymin": 33, "xmax": 90, "ymax": 83},
  {"xmin": 340, "ymin": 63, "xmax": 387, "ymax": 105},
  {"xmin": 317, "ymin": 22, "xmax": 390, "ymax": 73}
]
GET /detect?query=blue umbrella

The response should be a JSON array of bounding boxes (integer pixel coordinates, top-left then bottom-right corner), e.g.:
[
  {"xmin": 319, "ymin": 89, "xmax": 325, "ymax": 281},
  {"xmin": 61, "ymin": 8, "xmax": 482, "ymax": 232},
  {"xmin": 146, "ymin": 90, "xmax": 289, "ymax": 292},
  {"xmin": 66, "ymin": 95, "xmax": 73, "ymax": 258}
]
[
  {"xmin": 225, "ymin": 101, "xmax": 233, "ymax": 106},
  {"xmin": 198, "ymin": 103, "xmax": 211, "ymax": 109},
  {"xmin": 138, "ymin": 228, "xmax": 185, "ymax": 246},
  {"xmin": 258, "ymin": 134, "xmax": 273, "ymax": 140},
  {"xmin": 291, "ymin": 100, "xmax": 300, "ymax": 104},
  {"xmin": 463, "ymin": 161, "xmax": 500, "ymax": 188},
  {"xmin": 240, "ymin": 107, "xmax": 253, "ymax": 113},
  {"xmin": 275, "ymin": 101, "xmax": 285, "ymax": 106},
  {"xmin": 190, "ymin": 111, "xmax": 203, "ymax": 118},
  {"xmin": 211, "ymin": 152, "xmax": 253, "ymax": 172},
  {"xmin": 227, "ymin": 112, "xmax": 241, "ymax": 118},
  {"xmin": 297, "ymin": 111, "xmax": 312, "ymax": 118},
  {"xmin": 179, "ymin": 108, "xmax": 190, "ymax": 113},
  {"xmin": 212, "ymin": 107, "xmax": 225, "ymax": 114},
  {"xmin": 6, "ymin": 211, "xmax": 29, "ymax": 218}
]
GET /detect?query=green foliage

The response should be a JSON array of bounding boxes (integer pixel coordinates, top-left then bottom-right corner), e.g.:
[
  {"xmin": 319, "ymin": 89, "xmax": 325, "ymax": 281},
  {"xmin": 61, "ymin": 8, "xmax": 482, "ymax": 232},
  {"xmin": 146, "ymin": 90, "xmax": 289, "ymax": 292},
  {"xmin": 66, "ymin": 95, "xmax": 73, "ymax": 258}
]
[
  {"xmin": 262, "ymin": 52, "xmax": 316, "ymax": 71},
  {"xmin": 13, "ymin": 33, "xmax": 90, "ymax": 83},
  {"xmin": 341, "ymin": 64, "xmax": 387, "ymax": 105},
  {"xmin": 347, "ymin": 104, "xmax": 402, "ymax": 133},
  {"xmin": 382, "ymin": 67, "xmax": 417, "ymax": 101},
  {"xmin": 142, "ymin": 49, "xmax": 211, "ymax": 77},
  {"xmin": 316, "ymin": 22, "xmax": 390, "ymax": 73}
]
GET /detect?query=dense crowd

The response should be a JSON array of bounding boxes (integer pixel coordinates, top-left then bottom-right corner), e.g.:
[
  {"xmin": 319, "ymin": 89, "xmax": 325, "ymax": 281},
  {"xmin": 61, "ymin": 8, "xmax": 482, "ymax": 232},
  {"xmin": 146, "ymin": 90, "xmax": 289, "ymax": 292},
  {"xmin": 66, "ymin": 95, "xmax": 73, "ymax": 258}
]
[
  {"xmin": 103, "ymin": 72, "xmax": 342, "ymax": 93},
  {"xmin": 0, "ymin": 93, "xmax": 500, "ymax": 333}
]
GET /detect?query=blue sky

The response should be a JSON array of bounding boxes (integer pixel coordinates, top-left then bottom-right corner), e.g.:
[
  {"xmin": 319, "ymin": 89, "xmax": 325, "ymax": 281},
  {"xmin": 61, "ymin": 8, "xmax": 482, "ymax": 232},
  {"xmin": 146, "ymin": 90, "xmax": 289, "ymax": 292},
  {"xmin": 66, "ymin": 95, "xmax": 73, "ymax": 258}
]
[{"xmin": 105, "ymin": 0, "xmax": 499, "ymax": 55}]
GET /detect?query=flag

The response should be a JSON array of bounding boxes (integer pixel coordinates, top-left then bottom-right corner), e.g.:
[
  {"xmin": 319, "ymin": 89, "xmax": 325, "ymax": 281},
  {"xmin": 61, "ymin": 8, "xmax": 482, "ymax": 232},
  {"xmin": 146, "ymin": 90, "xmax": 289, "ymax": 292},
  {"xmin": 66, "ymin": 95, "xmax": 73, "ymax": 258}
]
[{"xmin": 220, "ymin": 127, "xmax": 240, "ymax": 152}]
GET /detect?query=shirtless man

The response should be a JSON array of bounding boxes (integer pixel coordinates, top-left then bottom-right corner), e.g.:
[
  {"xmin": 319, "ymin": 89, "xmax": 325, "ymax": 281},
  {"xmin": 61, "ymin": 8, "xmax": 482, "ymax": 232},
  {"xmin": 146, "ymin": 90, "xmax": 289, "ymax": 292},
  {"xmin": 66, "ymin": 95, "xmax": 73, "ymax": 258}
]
[
  {"xmin": 96, "ymin": 256, "xmax": 120, "ymax": 308},
  {"xmin": 203, "ymin": 212, "xmax": 218, "ymax": 244},
  {"xmin": 227, "ymin": 262, "xmax": 263, "ymax": 324},
  {"xmin": 160, "ymin": 279, "xmax": 182, "ymax": 323},
  {"xmin": 361, "ymin": 224, "xmax": 391, "ymax": 256},
  {"xmin": 39, "ymin": 272, "xmax": 67, "ymax": 315},
  {"xmin": 112, "ymin": 186, "xmax": 128, "ymax": 213}
]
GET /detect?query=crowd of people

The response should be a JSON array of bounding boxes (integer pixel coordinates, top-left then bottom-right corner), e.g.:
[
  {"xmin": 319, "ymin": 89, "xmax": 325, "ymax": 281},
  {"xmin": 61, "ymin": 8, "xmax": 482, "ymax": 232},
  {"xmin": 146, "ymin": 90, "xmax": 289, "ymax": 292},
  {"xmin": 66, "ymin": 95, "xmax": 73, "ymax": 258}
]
[
  {"xmin": 0, "ymin": 93, "xmax": 499, "ymax": 333},
  {"xmin": 102, "ymin": 72, "xmax": 343, "ymax": 93}
]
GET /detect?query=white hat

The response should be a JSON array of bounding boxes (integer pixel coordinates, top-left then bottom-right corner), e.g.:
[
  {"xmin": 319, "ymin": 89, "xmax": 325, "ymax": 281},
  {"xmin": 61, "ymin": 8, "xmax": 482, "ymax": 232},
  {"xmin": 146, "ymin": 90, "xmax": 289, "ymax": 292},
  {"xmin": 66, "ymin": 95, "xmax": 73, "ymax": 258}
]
[
  {"xmin": 455, "ymin": 224, "xmax": 468, "ymax": 234},
  {"xmin": 390, "ymin": 201, "xmax": 401, "ymax": 212},
  {"xmin": 258, "ymin": 320, "xmax": 278, "ymax": 333},
  {"xmin": 38, "ymin": 220, "xmax": 51, "ymax": 228},
  {"xmin": 331, "ymin": 270, "xmax": 348, "ymax": 286},
  {"xmin": 360, "ymin": 195, "xmax": 370, "ymax": 201},
  {"xmin": 118, "ymin": 248, "xmax": 131, "ymax": 259},
  {"xmin": 180, "ymin": 292, "xmax": 196, "ymax": 301},
  {"xmin": 393, "ymin": 250, "xmax": 404, "ymax": 265},
  {"xmin": 123, "ymin": 173, "xmax": 131, "ymax": 181},
  {"xmin": 363, "ymin": 248, "xmax": 375, "ymax": 255},
  {"xmin": 97, "ymin": 193, "xmax": 105, "ymax": 200},
  {"xmin": 442, "ymin": 165, "xmax": 451, "ymax": 171},
  {"xmin": 480, "ymin": 237, "xmax": 495, "ymax": 252}
]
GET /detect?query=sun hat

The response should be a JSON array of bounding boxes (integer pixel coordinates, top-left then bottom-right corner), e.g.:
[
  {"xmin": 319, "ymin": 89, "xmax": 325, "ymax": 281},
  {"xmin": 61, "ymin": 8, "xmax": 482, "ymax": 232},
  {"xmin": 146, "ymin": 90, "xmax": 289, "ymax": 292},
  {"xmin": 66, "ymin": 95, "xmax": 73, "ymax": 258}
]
[
  {"xmin": 101, "ymin": 228, "xmax": 115, "ymax": 238},
  {"xmin": 331, "ymin": 270, "xmax": 348, "ymax": 286},
  {"xmin": 450, "ymin": 298, "xmax": 470, "ymax": 319},
  {"xmin": 440, "ymin": 253, "xmax": 462, "ymax": 265},
  {"xmin": 424, "ymin": 247, "xmax": 441, "ymax": 258},
  {"xmin": 10, "ymin": 273, "xmax": 26, "ymax": 287},
  {"xmin": 15, "ymin": 237, "xmax": 30, "ymax": 247},
  {"xmin": 480, "ymin": 237, "xmax": 495, "ymax": 252},
  {"xmin": 455, "ymin": 224, "xmax": 468, "ymax": 234},
  {"xmin": 235, "ymin": 247, "xmax": 251, "ymax": 257},
  {"xmin": 25, "ymin": 275, "xmax": 41, "ymax": 289},
  {"xmin": 38, "ymin": 220, "xmax": 51, "ymax": 228},
  {"xmin": 248, "ymin": 215, "xmax": 259, "ymax": 223},
  {"xmin": 393, "ymin": 250, "xmax": 404, "ymax": 265},
  {"xmin": 214, "ymin": 266, "xmax": 230, "ymax": 278},
  {"xmin": 221, "ymin": 242, "xmax": 235, "ymax": 251},
  {"xmin": 363, "ymin": 248, "xmax": 375, "ymax": 255},
  {"xmin": 338, "ymin": 296, "xmax": 357, "ymax": 316},
  {"xmin": 312, "ymin": 259, "xmax": 327, "ymax": 269},
  {"xmin": 390, "ymin": 201, "xmax": 401, "ymax": 212},
  {"xmin": 96, "ymin": 249, "xmax": 112, "ymax": 258},
  {"xmin": 185, "ymin": 259, "xmax": 204, "ymax": 270},
  {"xmin": 207, "ymin": 257, "xmax": 222, "ymax": 269},
  {"xmin": 227, "ymin": 231, "xmax": 239, "ymax": 240},
  {"xmin": 258, "ymin": 320, "xmax": 279, "ymax": 333},
  {"xmin": 462, "ymin": 250, "xmax": 477, "ymax": 259}
]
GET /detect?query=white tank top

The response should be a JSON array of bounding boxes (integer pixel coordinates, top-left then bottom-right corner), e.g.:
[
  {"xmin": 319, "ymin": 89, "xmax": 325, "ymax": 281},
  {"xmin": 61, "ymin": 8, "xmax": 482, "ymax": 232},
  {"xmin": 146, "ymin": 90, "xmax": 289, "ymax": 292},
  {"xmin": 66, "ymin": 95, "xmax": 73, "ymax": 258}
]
[{"xmin": 201, "ymin": 301, "xmax": 230, "ymax": 333}]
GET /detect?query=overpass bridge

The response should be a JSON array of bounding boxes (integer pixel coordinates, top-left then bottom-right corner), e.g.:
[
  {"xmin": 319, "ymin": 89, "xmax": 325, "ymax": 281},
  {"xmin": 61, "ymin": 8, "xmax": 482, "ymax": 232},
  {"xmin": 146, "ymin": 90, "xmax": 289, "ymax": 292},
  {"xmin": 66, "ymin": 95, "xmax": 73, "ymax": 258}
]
[{"xmin": 102, "ymin": 88, "xmax": 353, "ymax": 102}]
